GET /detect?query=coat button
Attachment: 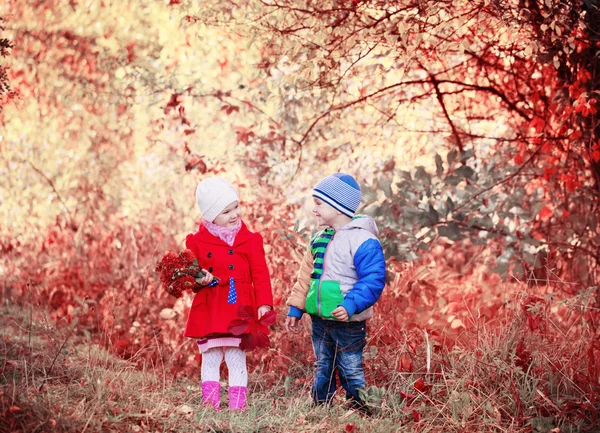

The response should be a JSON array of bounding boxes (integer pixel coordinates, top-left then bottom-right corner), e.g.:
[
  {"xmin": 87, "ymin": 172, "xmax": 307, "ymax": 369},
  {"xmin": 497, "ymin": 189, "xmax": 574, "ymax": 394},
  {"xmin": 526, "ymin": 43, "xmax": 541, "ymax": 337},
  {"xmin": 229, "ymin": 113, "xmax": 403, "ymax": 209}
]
[
  {"xmin": 208, "ymin": 267, "xmax": 213, "ymax": 273},
  {"xmin": 228, "ymin": 249, "xmax": 234, "ymax": 255},
  {"xmin": 228, "ymin": 264, "xmax": 234, "ymax": 270},
  {"xmin": 207, "ymin": 252, "xmax": 212, "ymax": 258}
]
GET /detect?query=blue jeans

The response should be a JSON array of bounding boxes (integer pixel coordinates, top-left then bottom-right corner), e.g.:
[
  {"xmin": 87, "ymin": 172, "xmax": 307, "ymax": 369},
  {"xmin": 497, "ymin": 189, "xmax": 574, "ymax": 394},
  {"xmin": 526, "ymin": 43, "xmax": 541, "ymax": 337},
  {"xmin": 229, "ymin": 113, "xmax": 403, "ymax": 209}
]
[{"xmin": 310, "ymin": 315, "xmax": 366, "ymax": 405}]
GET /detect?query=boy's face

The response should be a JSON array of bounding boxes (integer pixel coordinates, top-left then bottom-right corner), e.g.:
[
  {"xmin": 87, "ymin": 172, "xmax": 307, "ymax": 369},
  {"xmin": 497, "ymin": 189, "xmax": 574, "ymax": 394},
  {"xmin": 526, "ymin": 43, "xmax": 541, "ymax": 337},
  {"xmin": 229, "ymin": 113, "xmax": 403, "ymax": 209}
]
[
  {"xmin": 213, "ymin": 201, "xmax": 241, "ymax": 227},
  {"xmin": 312, "ymin": 197, "xmax": 339, "ymax": 227}
]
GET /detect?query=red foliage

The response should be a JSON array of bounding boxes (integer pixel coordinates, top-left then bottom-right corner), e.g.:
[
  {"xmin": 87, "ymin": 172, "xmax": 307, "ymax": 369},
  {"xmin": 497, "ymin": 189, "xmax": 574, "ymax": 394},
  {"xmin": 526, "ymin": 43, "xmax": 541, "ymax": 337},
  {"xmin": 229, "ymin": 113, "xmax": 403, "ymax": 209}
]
[
  {"xmin": 0, "ymin": 157, "xmax": 597, "ymax": 427},
  {"xmin": 227, "ymin": 305, "xmax": 276, "ymax": 352},
  {"xmin": 163, "ymin": 93, "xmax": 182, "ymax": 114},
  {"xmin": 515, "ymin": 340, "xmax": 532, "ymax": 370},
  {"xmin": 155, "ymin": 249, "xmax": 209, "ymax": 298},
  {"xmin": 399, "ymin": 390, "xmax": 417, "ymax": 404},
  {"xmin": 413, "ymin": 378, "xmax": 425, "ymax": 392},
  {"xmin": 521, "ymin": 296, "xmax": 547, "ymax": 332},
  {"xmin": 588, "ymin": 342, "xmax": 600, "ymax": 385}
]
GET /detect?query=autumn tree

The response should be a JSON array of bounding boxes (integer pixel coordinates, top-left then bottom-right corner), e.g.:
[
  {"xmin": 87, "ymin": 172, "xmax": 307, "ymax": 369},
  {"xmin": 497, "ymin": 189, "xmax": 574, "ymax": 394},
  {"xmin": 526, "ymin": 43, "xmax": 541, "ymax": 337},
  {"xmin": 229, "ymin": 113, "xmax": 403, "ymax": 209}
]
[
  {"xmin": 0, "ymin": 0, "xmax": 317, "ymax": 375},
  {"xmin": 181, "ymin": 0, "xmax": 600, "ymax": 288},
  {"xmin": 0, "ymin": 2, "xmax": 598, "ymax": 429}
]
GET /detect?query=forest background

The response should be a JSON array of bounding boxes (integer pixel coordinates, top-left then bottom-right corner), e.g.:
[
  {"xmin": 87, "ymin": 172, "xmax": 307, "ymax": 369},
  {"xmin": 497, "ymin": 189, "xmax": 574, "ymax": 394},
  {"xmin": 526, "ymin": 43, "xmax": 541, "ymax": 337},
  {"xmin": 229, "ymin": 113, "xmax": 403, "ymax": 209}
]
[{"xmin": 0, "ymin": 0, "xmax": 599, "ymax": 432}]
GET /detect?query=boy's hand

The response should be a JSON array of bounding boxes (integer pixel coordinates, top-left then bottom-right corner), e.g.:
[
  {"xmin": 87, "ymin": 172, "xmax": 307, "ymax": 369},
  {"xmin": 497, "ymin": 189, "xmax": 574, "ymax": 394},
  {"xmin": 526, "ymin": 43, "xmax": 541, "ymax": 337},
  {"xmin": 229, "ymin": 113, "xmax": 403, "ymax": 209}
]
[
  {"xmin": 284, "ymin": 316, "xmax": 301, "ymax": 332},
  {"xmin": 199, "ymin": 272, "xmax": 214, "ymax": 286},
  {"xmin": 332, "ymin": 306, "xmax": 349, "ymax": 321},
  {"xmin": 257, "ymin": 305, "xmax": 272, "ymax": 319}
]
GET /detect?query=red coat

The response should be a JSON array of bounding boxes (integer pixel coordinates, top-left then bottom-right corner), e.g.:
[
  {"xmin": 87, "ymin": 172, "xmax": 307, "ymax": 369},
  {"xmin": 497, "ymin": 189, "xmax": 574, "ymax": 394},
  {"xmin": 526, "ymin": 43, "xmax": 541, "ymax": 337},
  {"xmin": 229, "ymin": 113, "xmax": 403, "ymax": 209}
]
[{"xmin": 183, "ymin": 221, "xmax": 273, "ymax": 339}]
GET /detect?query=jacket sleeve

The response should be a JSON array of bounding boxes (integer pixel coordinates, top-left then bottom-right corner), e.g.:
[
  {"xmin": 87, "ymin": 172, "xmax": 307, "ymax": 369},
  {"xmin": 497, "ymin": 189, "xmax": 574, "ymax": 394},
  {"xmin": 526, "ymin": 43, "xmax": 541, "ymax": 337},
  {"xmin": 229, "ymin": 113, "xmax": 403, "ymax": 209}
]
[
  {"xmin": 248, "ymin": 233, "xmax": 274, "ymax": 307},
  {"xmin": 339, "ymin": 238, "xmax": 386, "ymax": 318},
  {"xmin": 286, "ymin": 246, "xmax": 313, "ymax": 318}
]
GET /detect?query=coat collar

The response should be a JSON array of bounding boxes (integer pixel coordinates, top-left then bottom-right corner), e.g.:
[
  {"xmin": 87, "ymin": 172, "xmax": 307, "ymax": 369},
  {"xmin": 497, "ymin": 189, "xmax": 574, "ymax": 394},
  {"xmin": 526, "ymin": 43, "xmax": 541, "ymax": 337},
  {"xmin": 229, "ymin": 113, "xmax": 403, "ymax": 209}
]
[{"xmin": 196, "ymin": 220, "xmax": 251, "ymax": 246}]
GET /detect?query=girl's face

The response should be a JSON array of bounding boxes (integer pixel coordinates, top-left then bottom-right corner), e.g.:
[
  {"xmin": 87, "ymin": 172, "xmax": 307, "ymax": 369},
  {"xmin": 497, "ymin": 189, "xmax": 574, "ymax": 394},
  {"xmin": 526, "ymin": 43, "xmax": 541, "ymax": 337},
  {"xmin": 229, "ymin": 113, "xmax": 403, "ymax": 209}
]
[
  {"xmin": 312, "ymin": 197, "xmax": 339, "ymax": 227},
  {"xmin": 213, "ymin": 201, "xmax": 241, "ymax": 227}
]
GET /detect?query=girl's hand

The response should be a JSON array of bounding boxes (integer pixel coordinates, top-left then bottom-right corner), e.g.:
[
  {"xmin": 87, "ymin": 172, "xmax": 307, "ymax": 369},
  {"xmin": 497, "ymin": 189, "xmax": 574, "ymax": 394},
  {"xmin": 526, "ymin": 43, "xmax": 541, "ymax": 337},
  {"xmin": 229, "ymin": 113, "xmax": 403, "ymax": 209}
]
[
  {"xmin": 284, "ymin": 316, "xmax": 300, "ymax": 332},
  {"xmin": 332, "ymin": 306, "xmax": 349, "ymax": 321},
  {"xmin": 257, "ymin": 305, "xmax": 272, "ymax": 319},
  {"xmin": 199, "ymin": 271, "xmax": 215, "ymax": 286}
]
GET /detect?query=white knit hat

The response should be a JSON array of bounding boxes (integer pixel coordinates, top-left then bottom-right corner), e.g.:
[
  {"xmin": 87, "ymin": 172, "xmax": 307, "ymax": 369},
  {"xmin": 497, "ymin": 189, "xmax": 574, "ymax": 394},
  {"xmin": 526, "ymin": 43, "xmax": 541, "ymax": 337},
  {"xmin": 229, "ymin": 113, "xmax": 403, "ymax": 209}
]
[{"xmin": 195, "ymin": 177, "xmax": 239, "ymax": 222}]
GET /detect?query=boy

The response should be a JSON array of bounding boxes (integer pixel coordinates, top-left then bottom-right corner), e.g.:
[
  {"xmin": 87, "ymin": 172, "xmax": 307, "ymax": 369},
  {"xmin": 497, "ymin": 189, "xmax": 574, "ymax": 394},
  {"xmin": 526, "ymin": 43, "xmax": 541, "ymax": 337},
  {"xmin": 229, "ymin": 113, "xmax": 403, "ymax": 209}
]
[{"xmin": 285, "ymin": 173, "xmax": 386, "ymax": 412}]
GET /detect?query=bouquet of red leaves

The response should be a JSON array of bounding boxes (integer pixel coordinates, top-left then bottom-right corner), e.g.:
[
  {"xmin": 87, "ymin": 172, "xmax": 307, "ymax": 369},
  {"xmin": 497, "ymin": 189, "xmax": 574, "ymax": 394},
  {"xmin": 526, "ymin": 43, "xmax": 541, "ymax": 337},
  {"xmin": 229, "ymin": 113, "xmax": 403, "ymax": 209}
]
[
  {"xmin": 155, "ymin": 249, "xmax": 217, "ymax": 298},
  {"xmin": 227, "ymin": 305, "xmax": 276, "ymax": 352}
]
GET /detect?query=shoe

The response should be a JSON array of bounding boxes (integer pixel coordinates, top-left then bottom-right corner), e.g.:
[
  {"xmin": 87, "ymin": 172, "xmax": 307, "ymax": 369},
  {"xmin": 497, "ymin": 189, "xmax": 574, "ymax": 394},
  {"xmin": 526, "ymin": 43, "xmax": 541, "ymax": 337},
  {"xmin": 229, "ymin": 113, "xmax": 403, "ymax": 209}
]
[
  {"xmin": 229, "ymin": 386, "xmax": 247, "ymax": 411},
  {"xmin": 202, "ymin": 381, "xmax": 220, "ymax": 411},
  {"xmin": 345, "ymin": 398, "xmax": 372, "ymax": 417}
]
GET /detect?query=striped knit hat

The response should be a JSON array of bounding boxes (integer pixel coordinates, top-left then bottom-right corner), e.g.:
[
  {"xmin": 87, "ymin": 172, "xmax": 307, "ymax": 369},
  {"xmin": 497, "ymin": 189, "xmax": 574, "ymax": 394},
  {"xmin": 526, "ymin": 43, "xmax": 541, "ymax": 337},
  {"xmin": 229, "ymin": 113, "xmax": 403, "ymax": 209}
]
[{"xmin": 313, "ymin": 173, "xmax": 362, "ymax": 217}]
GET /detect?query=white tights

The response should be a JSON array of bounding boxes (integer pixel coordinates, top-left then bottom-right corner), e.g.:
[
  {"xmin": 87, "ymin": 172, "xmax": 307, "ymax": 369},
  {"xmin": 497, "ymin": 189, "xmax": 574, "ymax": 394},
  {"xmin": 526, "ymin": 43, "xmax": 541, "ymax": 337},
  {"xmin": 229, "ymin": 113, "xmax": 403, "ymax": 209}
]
[{"xmin": 200, "ymin": 347, "xmax": 248, "ymax": 387}]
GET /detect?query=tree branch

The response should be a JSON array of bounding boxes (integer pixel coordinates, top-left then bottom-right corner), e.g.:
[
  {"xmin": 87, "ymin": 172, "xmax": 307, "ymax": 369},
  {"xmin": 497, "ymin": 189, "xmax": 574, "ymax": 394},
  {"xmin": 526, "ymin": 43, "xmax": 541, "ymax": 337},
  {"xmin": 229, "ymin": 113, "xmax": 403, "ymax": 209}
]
[
  {"xmin": 27, "ymin": 160, "xmax": 75, "ymax": 229},
  {"xmin": 429, "ymin": 71, "xmax": 465, "ymax": 152},
  {"xmin": 453, "ymin": 140, "xmax": 546, "ymax": 213}
]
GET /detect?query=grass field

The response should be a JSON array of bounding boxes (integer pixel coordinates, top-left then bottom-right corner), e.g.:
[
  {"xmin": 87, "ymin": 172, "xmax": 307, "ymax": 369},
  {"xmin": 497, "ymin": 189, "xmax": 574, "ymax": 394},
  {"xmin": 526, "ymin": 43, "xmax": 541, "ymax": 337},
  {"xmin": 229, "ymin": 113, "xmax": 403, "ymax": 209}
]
[{"xmin": 1, "ymin": 294, "xmax": 598, "ymax": 433}]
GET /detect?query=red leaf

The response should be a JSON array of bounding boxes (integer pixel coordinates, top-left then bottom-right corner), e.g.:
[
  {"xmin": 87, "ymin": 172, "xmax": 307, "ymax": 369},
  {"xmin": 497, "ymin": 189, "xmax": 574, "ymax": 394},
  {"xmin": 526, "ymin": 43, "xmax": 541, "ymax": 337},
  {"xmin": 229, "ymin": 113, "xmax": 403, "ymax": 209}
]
[
  {"xmin": 414, "ymin": 378, "xmax": 425, "ymax": 392},
  {"xmin": 229, "ymin": 305, "xmax": 272, "ymax": 351},
  {"xmin": 259, "ymin": 310, "xmax": 277, "ymax": 327},
  {"xmin": 126, "ymin": 42, "xmax": 135, "ymax": 63},
  {"xmin": 228, "ymin": 319, "xmax": 249, "ymax": 336},
  {"xmin": 113, "ymin": 339, "xmax": 129, "ymax": 349},
  {"xmin": 239, "ymin": 333, "xmax": 257, "ymax": 351},
  {"xmin": 255, "ymin": 331, "xmax": 270, "ymax": 349},
  {"xmin": 345, "ymin": 424, "xmax": 355, "ymax": 433},
  {"xmin": 237, "ymin": 305, "xmax": 256, "ymax": 321},
  {"xmin": 234, "ymin": 127, "xmax": 255, "ymax": 145},
  {"xmin": 164, "ymin": 93, "xmax": 181, "ymax": 114},
  {"xmin": 530, "ymin": 116, "xmax": 545, "ymax": 133},
  {"xmin": 412, "ymin": 409, "xmax": 421, "ymax": 422},
  {"xmin": 578, "ymin": 68, "xmax": 591, "ymax": 83},
  {"xmin": 515, "ymin": 340, "xmax": 532, "ymax": 369},
  {"xmin": 185, "ymin": 158, "xmax": 207, "ymax": 174},
  {"xmin": 514, "ymin": 152, "xmax": 524, "ymax": 165},
  {"xmin": 397, "ymin": 355, "xmax": 412, "ymax": 372},
  {"xmin": 538, "ymin": 205, "xmax": 553, "ymax": 221},
  {"xmin": 569, "ymin": 129, "xmax": 582, "ymax": 140},
  {"xmin": 399, "ymin": 390, "xmax": 417, "ymax": 402},
  {"xmin": 588, "ymin": 343, "xmax": 600, "ymax": 383}
]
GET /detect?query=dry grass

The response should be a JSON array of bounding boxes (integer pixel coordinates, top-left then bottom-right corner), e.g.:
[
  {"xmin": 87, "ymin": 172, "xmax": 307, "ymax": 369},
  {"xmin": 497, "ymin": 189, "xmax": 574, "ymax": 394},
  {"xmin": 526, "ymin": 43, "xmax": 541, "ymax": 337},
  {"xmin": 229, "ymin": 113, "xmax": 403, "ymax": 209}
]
[
  {"xmin": 0, "ymin": 303, "xmax": 396, "ymax": 432},
  {"xmin": 1, "ymin": 293, "xmax": 598, "ymax": 433}
]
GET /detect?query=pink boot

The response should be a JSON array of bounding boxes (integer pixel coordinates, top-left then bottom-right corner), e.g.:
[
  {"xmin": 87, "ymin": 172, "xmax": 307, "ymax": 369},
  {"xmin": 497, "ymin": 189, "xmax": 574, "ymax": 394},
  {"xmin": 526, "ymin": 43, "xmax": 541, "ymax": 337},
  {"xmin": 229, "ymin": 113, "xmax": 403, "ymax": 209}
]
[
  {"xmin": 202, "ymin": 381, "xmax": 220, "ymax": 411},
  {"xmin": 229, "ymin": 386, "xmax": 247, "ymax": 411}
]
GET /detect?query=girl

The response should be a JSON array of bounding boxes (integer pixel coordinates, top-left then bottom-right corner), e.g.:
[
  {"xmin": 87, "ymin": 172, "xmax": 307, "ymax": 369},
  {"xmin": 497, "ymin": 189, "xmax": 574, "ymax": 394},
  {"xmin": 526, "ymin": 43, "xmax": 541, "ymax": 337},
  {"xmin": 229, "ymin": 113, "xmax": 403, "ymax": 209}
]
[{"xmin": 184, "ymin": 177, "xmax": 273, "ymax": 411}]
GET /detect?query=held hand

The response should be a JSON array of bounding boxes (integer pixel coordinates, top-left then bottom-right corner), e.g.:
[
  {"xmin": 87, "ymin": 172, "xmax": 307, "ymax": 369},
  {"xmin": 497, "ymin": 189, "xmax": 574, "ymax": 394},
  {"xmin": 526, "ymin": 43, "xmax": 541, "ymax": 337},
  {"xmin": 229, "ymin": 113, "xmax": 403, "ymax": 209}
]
[
  {"xmin": 199, "ymin": 271, "xmax": 215, "ymax": 286},
  {"xmin": 284, "ymin": 315, "xmax": 300, "ymax": 332},
  {"xmin": 332, "ymin": 306, "xmax": 349, "ymax": 321},
  {"xmin": 257, "ymin": 305, "xmax": 272, "ymax": 319}
]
